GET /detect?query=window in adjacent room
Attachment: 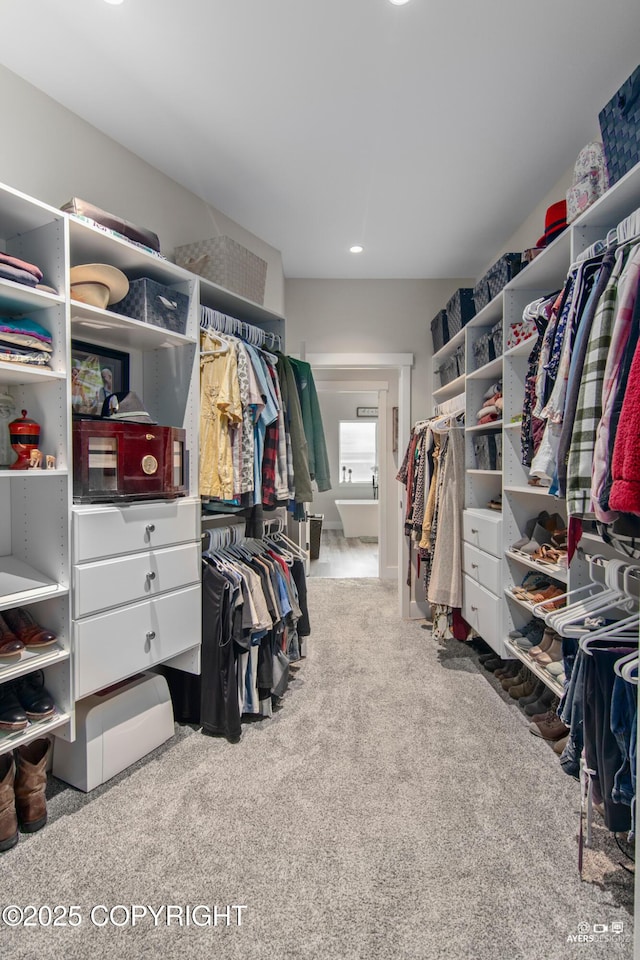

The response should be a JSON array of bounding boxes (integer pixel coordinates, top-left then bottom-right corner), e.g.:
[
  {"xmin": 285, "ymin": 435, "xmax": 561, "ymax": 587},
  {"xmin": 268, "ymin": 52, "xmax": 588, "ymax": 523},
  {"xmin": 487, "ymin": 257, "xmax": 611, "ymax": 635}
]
[{"xmin": 339, "ymin": 420, "xmax": 377, "ymax": 483}]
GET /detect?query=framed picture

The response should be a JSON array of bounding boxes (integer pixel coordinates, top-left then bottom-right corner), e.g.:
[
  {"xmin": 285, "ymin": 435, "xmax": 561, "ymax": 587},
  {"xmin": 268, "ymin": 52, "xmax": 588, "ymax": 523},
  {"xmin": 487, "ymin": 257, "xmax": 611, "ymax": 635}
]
[
  {"xmin": 71, "ymin": 340, "xmax": 130, "ymax": 417},
  {"xmin": 392, "ymin": 406, "xmax": 399, "ymax": 453}
]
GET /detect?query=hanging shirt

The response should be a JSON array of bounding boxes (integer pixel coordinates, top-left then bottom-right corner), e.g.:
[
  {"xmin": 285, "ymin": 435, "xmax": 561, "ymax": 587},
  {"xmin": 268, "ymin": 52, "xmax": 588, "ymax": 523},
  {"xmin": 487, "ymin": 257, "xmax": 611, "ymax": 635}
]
[{"xmin": 199, "ymin": 332, "xmax": 242, "ymax": 500}]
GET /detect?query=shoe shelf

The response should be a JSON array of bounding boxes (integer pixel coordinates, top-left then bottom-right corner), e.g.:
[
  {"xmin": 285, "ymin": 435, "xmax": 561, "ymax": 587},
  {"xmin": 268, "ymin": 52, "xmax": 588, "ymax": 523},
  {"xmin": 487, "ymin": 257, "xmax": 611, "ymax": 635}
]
[
  {"xmin": 504, "ymin": 587, "xmax": 564, "ymax": 616},
  {"xmin": 467, "ymin": 421, "xmax": 503, "ymax": 433},
  {"xmin": 502, "ymin": 637, "xmax": 564, "ymax": 698},
  {"xmin": 505, "ymin": 549, "xmax": 568, "ymax": 583},
  {"xmin": 0, "ymin": 644, "xmax": 68, "ymax": 684},
  {"xmin": 0, "ymin": 558, "xmax": 68, "ymax": 611},
  {"xmin": 467, "ymin": 356, "xmax": 503, "ymax": 381},
  {"xmin": 0, "ymin": 710, "xmax": 70, "ymax": 757}
]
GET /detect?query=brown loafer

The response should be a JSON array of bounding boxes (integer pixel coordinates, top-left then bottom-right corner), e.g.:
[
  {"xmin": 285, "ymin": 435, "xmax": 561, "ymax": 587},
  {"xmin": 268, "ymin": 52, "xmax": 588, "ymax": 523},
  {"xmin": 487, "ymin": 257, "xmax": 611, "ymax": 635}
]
[
  {"xmin": 0, "ymin": 613, "xmax": 24, "ymax": 658},
  {"xmin": 2, "ymin": 608, "xmax": 57, "ymax": 649}
]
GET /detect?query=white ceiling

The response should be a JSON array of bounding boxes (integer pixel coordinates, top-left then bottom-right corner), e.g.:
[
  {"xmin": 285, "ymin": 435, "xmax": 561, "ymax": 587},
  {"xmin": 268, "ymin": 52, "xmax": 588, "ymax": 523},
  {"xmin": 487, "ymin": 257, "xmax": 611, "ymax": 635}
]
[{"xmin": 1, "ymin": 0, "xmax": 639, "ymax": 279}]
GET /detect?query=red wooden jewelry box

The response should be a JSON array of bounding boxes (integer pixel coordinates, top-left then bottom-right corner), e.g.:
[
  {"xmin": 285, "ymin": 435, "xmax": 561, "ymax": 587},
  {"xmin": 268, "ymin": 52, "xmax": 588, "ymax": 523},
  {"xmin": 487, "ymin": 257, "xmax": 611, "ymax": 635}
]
[{"xmin": 72, "ymin": 420, "xmax": 187, "ymax": 503}]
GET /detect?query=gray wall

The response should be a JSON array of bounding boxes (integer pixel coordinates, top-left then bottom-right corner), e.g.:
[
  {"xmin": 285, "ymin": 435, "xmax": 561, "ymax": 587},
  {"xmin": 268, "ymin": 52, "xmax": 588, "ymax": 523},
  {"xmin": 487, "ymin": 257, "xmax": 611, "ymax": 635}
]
[{"xmin": 0, "ymin": 65, "xmax": 285, "ymax": 315}]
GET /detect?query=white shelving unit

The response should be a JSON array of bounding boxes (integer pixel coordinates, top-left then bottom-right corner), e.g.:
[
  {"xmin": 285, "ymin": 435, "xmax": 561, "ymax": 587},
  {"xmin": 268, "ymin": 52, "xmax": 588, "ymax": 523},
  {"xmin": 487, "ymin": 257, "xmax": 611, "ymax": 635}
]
[
  {"xmin": 429, "ymin": 159, "xmax": 640, "ymax": 677},
  {"xmin": 0, "ymin": 183, "xmax": 72, "ymax": 754}
]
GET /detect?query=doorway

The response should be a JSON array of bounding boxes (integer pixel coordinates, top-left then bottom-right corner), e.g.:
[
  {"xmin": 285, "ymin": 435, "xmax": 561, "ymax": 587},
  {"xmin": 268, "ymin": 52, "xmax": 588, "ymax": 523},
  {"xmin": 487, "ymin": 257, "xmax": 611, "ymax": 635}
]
[{"xmin": 304, "ymin": 352, "xmax": 413, "ymax": 610}]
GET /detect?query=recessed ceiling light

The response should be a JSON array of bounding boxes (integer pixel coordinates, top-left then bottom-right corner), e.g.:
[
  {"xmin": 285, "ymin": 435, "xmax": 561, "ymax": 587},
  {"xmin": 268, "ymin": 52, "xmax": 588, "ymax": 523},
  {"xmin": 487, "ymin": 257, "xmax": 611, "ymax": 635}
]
[
  {"xmin": 389, "ymin": 0, "xmax": 411, "ymax": 5},
  {"xmin": 349, "ymin": 245, "xmax": 364, "ymax": 254},
  {"xmin": 104, "ymin": 0, "xmax": 125, "ymax": 5}
]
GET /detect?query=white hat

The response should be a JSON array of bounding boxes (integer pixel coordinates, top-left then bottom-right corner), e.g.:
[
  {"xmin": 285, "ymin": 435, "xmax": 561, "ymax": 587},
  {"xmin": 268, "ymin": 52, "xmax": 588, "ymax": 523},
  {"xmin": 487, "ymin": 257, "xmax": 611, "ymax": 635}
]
[{"xmin": 69, "ymin": 263, "xmax": 129, "ymax": 307}]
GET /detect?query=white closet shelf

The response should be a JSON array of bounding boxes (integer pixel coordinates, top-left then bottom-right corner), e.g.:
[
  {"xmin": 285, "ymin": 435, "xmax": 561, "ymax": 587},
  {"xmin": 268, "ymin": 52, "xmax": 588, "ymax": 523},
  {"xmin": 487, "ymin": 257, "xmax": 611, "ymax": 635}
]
[
  {"xmin": 502, "ymin": 637, "xmax": 564, "ymax": 698},
  {"xmin": 504, "ymin": 587, "xmax": 564, "ymax": 615},
  {"xmin": 505, "ymin": 549, "xmax": 568, "ymax": 583},
  {"xmin": 467, "ymin": 469, "xmax": 502, "ymax": 475},
  {"xmin": 467, "ymin": 356, "xmax": 503, "ymax": 381},
  {"xmin": 198, "ymin": 277, "xmax": 286, "ymax": 329},
  {"xmin": 433, "ymin": 374, "xmax": 466, "ymax": 401},
  {"xmin": 503, "ymin": 484, "xmax": 558, "ymax": 497},
  {"xmin": 0, "ymin": 362, "xmax": 65, "ymax": 385},
  {"xmin": 466, "ymin": 296, "xmax": 502, "ymax": 330},
  {"xmin": 0, "ymin": 468, "xmax": 67, "ymax": 479},
  {"xmin": 0, "ymin": 279, "xmax": 65, "ymax": 314},
  {"xmin": 0, "ymin": 712, "xmax": 70, "ymax": 757},
  {"xmin": 467, "ymin": 421, "xmax": 503, "ymax": 433},
  {"xmin": 503, "ymin": 337, "xmax": 537, "ymax": 359},
  {"xmin": 69, "ymin": 218, "xmax": 193, "ymax": 288},
  {"xmin": 432, "ymin": 326, "xmax": 465, "ymax": 366},
  {"xmin": 507, "ymin": 230, "xmax": 571, "ymax": 292},
  {"xmin": 71, "ymin": 305, "xmax": 195, "ymax": 350},
  {"xmin": 503, "ymin": 421, "xmax": 523, "ymax": 432},
  {"xmin": 0, "ymin": 644, "xmax": 68, "ymax": 685},
  {"xmin": 0, "ymin": 557, "xmax": 67, "ymax": 610}
]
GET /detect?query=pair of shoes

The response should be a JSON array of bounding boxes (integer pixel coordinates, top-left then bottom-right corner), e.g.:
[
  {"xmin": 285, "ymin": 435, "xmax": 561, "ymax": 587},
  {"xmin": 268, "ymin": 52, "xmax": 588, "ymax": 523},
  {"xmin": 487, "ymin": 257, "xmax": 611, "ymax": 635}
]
[
  {"xmin": 482, "ymin": 657, "xmax": 505, "ymax": 673},
  {"xmin": 509, "ymin": 671, "xmax": 538, "ymax": 699},
  {"xmin": 529, "ymin": 629, "xmax": 563, "ymax": 666},
  {"xmin": 495, "ymin": 661, "xmax": 519, "ymax": 681},
  {"xmin": 529, "ymin": 708, "xmax": 569, "ymax": 741},
  {"xmin": 553, "ymin": 734, "xmax": 570, "ymax": 756},
  {"xmin": 524, "ymin": 687, "xmax": 558, "ymax": 717},
  {"xmin": 0, "ymin": 739, "xmax": 51, "ymax": 851},
  {"xmin": 518, "ymin": 679, "xmax": 546, "ymax": 706},
  {"xmin": 0, "ymin": 609, "xmax": 56, "ymax": 655},
  {"xmin": 511, "ymin": 512, "xmax": 565, "ymax": 555},
  {"xmin": 487, "ymin": 497, "xmax": 502, "ymax": 511},
  {"xmin": 501, "ymin": 665, "xmax": 529, "ymax": 690},
  {"xmin": 0, "ymin": 672, "xmax": 56, "ymax": 730}
]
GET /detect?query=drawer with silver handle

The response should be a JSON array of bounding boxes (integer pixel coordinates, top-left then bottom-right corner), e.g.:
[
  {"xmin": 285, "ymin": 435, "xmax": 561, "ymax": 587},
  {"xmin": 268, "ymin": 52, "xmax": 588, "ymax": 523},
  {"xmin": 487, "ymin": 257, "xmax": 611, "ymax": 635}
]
[
  {"xmin": 462, "ymin": 542, "xmax": 502, "ymax": 598},
  {"xmin": 462, "ymin": 575, "xmax": 503, "ymax": 650},
  {"xmin": 72, "ymin": 498, "xmax": 199, "ymax": 562},
  {"xmin": 462, "ymin": 508, "xmax": 502, "ymax": 559}
]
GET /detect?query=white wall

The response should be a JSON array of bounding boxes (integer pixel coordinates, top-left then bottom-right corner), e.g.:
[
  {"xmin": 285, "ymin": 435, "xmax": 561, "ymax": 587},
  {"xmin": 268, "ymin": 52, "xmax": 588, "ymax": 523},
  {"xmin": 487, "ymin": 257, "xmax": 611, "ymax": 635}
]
[
  {"xmin": 0, "ymin": 65, "xmax": 285, "ymax": 314},
  {"xmin": 313, "ymin": 390, "xmax": 379, "ymax": 527}
]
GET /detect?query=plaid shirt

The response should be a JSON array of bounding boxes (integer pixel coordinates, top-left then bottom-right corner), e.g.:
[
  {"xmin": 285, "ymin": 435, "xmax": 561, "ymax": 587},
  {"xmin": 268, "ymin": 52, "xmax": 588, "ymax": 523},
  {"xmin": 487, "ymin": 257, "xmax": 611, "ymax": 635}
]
[{"xmin": 567, "ymin": 246, "xmax": 627, "ymax": 516}]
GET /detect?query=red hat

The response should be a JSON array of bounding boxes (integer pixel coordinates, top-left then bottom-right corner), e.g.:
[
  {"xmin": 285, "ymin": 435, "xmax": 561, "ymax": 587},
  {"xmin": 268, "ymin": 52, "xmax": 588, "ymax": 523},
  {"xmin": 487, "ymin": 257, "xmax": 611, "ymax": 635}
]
[{"xmin": 536, "ymin": 200, "xmax": 568, "ymax": 248}]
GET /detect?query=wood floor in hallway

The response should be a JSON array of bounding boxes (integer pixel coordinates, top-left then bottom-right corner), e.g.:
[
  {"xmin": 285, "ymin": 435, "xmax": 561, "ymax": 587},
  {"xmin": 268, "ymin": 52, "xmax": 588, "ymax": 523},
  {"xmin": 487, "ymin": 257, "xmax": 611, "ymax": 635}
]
[{"xmin": 309, "ymin": 529, "xmax": 378, "ymax": 578}]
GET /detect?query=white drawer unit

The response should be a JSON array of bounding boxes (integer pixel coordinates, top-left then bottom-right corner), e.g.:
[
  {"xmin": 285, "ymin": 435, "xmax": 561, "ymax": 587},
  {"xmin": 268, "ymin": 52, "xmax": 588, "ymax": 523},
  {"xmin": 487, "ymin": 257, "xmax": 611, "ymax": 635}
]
[
  {"xmin": 73, "ymin": 542, "xmax": 200, "ymax": 619},
  {"xmin": 72, "ymin": 498, "xmax": 200, "ymax": 563},
  {"xmin": 462, "ymin": 542, "xmax": 503, "ymax": 597},
  {"xmin": 463, "ymin": 575, "xmax": 503, "ymax": 650},
  {"xmin": 463, "ymin": 509, "xmax": 503, "ymax": 559},
  {"xmin": 74, "ymin": 583, "xmax": 201, "ymax": 699}
]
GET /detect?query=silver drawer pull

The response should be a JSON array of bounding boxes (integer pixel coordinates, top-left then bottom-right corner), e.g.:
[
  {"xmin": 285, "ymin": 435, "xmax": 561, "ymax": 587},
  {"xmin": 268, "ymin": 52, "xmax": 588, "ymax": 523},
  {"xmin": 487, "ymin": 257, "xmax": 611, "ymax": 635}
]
[
  {"xmin": 471, "ymin": 528, "xmax": 478, "ymax": 534},
  {"xmin": 145, "ymin": 523, "xmax": 156, "ymax": 534},
  {"xmin": 471, "ymin": 605, "xmax": 478, "ymax": 612},
  {"xmin": 146, "ymin": 571, "xmax": 156, "ymax": 581},
  {"xmin": 146, "ymin": 630, "xmax": 156, "ymax": 641},
  {"xmin": 471, "ymin": 563, "xmax": 478, "ymax": 569}
]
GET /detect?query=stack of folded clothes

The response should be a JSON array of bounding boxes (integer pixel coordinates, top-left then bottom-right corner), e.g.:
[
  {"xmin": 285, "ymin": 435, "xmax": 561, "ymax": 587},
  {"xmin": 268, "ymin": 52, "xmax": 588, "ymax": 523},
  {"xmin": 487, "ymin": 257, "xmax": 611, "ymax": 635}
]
[
  {"xmin": 476, "ymin": 380, "xmax": 503, "ymax": 424},
  {"xmin": 0, "ymin": 316, "xmax": 53, "ymax": 366},
  {"xmin": 0, "ymin": 251, "xmax": 43, "ymax": 288}
]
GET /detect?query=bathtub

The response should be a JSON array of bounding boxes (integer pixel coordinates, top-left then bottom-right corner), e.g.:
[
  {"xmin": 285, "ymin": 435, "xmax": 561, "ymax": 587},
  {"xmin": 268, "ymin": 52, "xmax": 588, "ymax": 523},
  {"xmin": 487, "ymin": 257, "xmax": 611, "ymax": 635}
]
[{"xmin": 335, "ymin": 499, "xmax": 379, "ymax": 539}]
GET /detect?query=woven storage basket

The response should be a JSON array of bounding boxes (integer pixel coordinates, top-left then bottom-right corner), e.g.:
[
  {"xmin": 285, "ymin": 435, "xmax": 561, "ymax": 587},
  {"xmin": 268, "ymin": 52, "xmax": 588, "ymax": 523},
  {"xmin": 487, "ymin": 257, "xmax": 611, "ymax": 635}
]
[
  {"xmin": 453, "ymin": 343, "xmax": 465, "ymax": 377},
  {"xmin": 473, "ymin": 436, "xmax": 490, "ymax": 470},
  {"xmin": 474, "ymin": 254, "xmax": 522, "ymax": 313},
  {"xmin": 490, "ymin": 320, "xmax": 503, "ymax": 358},
  {"xmin": 494, "ymin": 434, "xmax": 502, "ymax": 470},
  {"xmin": 430, "ymin": 309, "xmax": 449, "ymax": 353},
  {"xmin": 472, "ymin": 333, "xmax": 491, "ymax": 370},
  {"xmin": 599, "ymin": 64, "xmax": 640, "ymax": 186},
  {"xmin": 112, "ymin": 278, "xmax": 189, "ymax": 334},
  {"xmin": 438, "ymin": 355, "xmax": 458, "ymax": 386},
  {"xmin": 446, "ymin": 288, "xmax": 476, "ymax": 336},
  {"xmin": 175, "ymin": 236, "xmax": 267, "ymax": 304}
]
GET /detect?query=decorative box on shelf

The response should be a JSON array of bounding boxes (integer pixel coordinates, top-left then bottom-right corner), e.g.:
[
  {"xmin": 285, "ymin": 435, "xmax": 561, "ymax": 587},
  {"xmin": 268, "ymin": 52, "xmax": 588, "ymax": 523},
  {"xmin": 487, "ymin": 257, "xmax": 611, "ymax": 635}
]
[
  {"xmin": 446, "ymin": 288, "xmax": 476, "ymax": 336},
  {"xmin": 599, "ymin": 63, "xmax": 640, "ymax": 186},
  {"xmin": 175, "ymin": 236, "xmax": 267, "ymax": 305},
  {"xmin": 473, "ymin": 254, "xmax": 522, "ymax": 312},
  {"xmin": 112, "ymin": 278, "xmax": 189, "ymax": 334},
  {"xmin": 430, "ymin": 309, "xmax": 449, "ymax": 353}
]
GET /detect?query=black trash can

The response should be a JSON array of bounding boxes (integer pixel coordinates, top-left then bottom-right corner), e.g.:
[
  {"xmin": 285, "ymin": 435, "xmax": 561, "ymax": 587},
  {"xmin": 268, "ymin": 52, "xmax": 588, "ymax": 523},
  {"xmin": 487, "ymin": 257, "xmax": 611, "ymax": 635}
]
[{"xmin": 308, "ymin": 514, "xmax": 324, "ymax": 560}]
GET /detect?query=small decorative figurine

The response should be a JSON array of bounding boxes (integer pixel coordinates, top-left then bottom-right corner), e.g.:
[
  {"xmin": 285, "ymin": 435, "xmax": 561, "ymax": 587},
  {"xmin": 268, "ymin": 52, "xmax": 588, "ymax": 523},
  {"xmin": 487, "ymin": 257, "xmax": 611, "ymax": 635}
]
[
  {"xmin": 28, "ymin": 449, "xmax": 43, "ymax": 469},
  {"xmin": 45, "ymin": 455, "xmax": 56, "ymax": 470}
]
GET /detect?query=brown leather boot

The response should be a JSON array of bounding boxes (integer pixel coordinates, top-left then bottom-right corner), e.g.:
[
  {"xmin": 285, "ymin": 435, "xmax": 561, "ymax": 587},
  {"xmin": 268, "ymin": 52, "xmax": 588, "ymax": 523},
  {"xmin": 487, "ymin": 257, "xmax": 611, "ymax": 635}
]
[
  {"xmin": 0, "ymin": 753, "xmax": 19, "ymax": 851},
  {"xmin": 14, "ymin": 739, "xmax": 50, "ymax": 833}
]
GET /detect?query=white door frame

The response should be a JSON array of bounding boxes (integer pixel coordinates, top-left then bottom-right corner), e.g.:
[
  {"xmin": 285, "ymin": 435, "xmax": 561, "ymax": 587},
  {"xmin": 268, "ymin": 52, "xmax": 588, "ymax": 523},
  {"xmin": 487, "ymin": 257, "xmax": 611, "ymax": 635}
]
[{"xmin": 306, "ymin": 352, "xmax": 413, "ymax": 617}]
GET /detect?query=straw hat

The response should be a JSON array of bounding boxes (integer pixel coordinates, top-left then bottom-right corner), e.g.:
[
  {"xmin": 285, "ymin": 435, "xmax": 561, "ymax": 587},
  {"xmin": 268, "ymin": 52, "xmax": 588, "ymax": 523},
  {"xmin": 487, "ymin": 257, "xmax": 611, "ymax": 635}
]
[{"xmin": 69, "ymin": 263, "xmax": 129, "ymax": 308}]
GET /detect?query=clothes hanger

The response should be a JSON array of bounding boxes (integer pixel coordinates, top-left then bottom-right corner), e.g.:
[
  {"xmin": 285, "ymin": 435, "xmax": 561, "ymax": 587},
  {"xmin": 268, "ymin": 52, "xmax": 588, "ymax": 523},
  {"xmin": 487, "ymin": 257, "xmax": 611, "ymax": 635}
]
[
  {"xmin": 614, "ymin": 650, "xmax": 639, "ymax": 678},
  {"xmin": 536, "ymin": 558, "xmax": 636, "ymax": 632},
  {"xmin": 200, "ymin": 329, "xmax": 230, "ymax": 355},
  {"xmin": 621, "ymin": 657, "xmax": 639, "ymax": 684}
]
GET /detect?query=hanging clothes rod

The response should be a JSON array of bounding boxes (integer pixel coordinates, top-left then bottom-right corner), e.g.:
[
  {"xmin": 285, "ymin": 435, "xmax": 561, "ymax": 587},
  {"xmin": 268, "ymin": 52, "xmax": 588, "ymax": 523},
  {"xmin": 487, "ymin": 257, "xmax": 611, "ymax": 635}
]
[{"xmin": 200, "ymin": 305, "xmax": 282, "ymax": 351}]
